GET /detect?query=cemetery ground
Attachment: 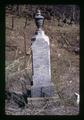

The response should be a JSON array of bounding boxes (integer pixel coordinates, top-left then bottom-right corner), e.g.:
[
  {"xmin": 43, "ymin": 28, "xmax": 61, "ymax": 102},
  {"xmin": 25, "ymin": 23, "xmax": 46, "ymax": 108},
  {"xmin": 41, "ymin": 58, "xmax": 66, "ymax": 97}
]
[{"xmin": 5, "ymin": 14, "xmax": 79, "ymax": 115}]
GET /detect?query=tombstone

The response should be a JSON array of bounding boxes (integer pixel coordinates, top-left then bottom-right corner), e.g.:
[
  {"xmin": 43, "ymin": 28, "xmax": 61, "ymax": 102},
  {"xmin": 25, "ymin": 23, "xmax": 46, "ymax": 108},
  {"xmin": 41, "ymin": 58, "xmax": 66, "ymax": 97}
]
[{"xmin": 31, "ymin": 10, "xmax": 54, "ymax": 97}]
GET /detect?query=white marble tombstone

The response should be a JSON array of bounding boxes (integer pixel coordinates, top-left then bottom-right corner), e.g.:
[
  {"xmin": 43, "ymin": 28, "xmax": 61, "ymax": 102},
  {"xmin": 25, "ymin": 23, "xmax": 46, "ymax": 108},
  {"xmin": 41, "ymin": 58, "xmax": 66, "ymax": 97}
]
[
  {"xmin": 31, "ymin": 30, "xmax": 54, "ymax": 97},
  {"xmin": 31, "ymin": 10, "xmax": 54, "ymax": 97}
]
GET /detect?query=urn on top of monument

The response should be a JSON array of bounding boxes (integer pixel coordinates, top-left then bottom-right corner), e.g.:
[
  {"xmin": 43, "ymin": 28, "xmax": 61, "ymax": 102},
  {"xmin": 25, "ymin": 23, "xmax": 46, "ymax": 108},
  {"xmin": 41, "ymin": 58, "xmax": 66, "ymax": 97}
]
[{"xmin": 35, "ymin": 9, "xmax": 44, "ymax": 30}]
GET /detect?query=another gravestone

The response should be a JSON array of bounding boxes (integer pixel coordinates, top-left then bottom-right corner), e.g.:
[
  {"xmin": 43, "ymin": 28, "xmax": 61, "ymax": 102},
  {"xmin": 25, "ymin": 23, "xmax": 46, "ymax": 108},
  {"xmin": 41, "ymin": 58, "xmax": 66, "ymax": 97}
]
[{"xmin": 31, "ymin": 10, "xmax": 54, "ymax": 97}]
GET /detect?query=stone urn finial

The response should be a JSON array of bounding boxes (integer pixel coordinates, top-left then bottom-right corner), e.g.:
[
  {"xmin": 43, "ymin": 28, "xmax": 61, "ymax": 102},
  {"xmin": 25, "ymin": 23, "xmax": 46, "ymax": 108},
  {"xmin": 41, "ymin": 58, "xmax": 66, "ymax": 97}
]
[{"xmin": 35, "ymin": 9, "xmax": 44, "ymax": 30}]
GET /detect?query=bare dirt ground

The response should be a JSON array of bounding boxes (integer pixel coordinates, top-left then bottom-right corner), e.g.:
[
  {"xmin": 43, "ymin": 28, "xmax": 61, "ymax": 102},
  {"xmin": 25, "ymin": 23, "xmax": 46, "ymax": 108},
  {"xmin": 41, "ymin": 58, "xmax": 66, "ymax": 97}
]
[{"xmin": 5, "ymin": 14, "xmax": 80, "ymax": 115}]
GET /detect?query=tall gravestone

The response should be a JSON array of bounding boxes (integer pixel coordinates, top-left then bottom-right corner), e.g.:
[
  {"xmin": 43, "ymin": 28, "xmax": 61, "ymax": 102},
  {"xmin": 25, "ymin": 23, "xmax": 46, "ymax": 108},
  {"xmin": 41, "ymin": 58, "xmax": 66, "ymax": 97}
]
[{"xmin": 31, "ymin": 10, "xmax": 54, "ymax": 97}]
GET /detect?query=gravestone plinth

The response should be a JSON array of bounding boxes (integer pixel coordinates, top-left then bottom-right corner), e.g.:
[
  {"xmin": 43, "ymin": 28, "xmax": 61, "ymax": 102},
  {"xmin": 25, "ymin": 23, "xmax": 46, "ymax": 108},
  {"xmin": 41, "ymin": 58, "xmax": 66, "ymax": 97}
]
[{"xmin": 31, "ymin": 10, "xmax": 54, "ymax": 97}]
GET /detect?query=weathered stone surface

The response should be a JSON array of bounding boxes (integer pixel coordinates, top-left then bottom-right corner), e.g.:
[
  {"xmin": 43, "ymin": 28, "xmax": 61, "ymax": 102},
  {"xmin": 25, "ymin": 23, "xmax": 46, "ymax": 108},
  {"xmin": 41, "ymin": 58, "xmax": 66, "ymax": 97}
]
[
  {"xmin": 31, "ymin": 30, "xmax": 54, "ymax": 97},
  {"xmin": 31, "ymin": 86, "xmax": 54, "ymax": 97}
]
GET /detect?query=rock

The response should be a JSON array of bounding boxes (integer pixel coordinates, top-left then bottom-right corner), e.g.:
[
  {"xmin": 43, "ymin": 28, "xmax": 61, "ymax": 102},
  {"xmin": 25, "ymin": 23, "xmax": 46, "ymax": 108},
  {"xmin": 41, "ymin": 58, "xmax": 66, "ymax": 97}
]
[{"xmin": 74, "ymin": 92, "xmax": 80, "ymax": 105}]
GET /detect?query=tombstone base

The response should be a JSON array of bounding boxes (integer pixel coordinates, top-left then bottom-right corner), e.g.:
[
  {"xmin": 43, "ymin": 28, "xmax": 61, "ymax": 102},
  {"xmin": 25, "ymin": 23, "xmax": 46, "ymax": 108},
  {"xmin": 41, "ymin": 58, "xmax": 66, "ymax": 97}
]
[{"xmin": 31, "ymin": 84, "xmax": 54, "ymax": 97}]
